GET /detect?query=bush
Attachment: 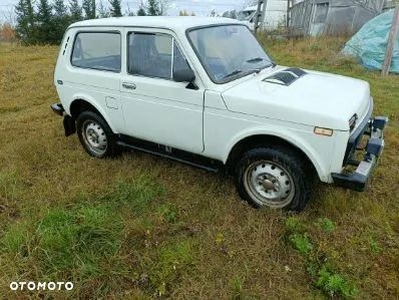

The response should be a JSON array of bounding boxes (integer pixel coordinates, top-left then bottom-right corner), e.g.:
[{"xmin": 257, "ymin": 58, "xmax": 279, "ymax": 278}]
[{"xmin": 0, "ymin": 23, "xmax": 16, "ymax": 42}]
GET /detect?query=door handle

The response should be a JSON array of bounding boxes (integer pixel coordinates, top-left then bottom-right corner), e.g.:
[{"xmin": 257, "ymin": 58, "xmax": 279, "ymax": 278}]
[{"xmin": 122, "ymin": 82, "xmax": 136, "ymax": 90}]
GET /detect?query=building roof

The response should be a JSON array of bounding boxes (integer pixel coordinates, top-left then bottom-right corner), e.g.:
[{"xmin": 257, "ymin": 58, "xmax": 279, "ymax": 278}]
[{"xmin": 69, "ymin": 16, "xmax": 242, "ymax": 32}]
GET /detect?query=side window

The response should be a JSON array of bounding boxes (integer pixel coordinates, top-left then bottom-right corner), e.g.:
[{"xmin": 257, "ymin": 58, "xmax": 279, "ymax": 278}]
[
  {"xmin": 71, "ymin": 32, "xmax": 121, "ymax": 72},
  {"xmin": 128, "ymin": 32, "xmax": 191, "ymax": 79}
]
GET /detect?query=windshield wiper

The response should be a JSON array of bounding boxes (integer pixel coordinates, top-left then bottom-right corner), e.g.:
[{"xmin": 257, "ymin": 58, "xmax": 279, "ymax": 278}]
[
  {"xmin": 246, "ymin": 57, "xmax": 264, "ymax": 64},
  {"xmin": 246, "ymin": 58, "xmax": 276, "ymax": 71},
  {"xmin": 247, "ymin": 58, "xmax": 276, "ymax": 68},
  {"xmin": 221, "ymin": 70, "xmax": 243, "ymax": 80},
  {"xmin": 221, "ymin": 68, "xmax": 264, "ymax": 81}
]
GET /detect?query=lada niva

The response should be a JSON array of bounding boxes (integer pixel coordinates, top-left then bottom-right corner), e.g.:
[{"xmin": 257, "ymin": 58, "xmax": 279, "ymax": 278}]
[{"xmin": 51, "ymin": 17, "xmax": 388, "ymax": 211}]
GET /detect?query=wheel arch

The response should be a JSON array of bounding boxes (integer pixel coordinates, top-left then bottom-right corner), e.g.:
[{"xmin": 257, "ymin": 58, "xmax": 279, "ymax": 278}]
[
  {"xmin": 68, "ymin": 96, "xmax": 118, "ymax": 133},
  {"xmin": 226, "ymin": 134, "xmax": 323, "ymax": 180}
]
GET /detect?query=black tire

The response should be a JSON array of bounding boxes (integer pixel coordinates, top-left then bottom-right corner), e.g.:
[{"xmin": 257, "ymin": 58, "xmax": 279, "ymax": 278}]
[
  {"xmin": 76, "ymin": 111, "xmax": 119, "ymax": 158},
  {"xmin": 236, "ymin": 146, "xmax": 312, "ymax": 212}
]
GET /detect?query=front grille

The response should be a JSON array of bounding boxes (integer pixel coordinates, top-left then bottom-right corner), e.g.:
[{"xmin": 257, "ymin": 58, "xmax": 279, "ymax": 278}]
[
  {"xmin": 349, "ymin": 114, "xmax": 358, "ymax": 132},
  {"xmin": 343, "ymin": 108, "xmax": 373, "ymax": 166},
  {"xmin": 343, "ymin": 130, "xmax": 363, "ymax": 165}
]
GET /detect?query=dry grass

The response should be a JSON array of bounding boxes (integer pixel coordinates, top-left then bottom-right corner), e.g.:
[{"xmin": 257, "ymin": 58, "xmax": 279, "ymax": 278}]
[{"xmin": 0, "ymin": 38, "xmax": 398, "ymax": 299}]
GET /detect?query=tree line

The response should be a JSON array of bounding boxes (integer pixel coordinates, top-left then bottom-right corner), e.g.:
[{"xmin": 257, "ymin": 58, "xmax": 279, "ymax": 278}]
[{"xmin": 15, "ymin": 0, "xmax": 167, "ymax": 45}]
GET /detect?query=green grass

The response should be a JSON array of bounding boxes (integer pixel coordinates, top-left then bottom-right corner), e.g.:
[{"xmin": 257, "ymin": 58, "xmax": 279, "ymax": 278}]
[{"xmin": 0, "ymin": 38, "xmax": 398, "ymax": 299}]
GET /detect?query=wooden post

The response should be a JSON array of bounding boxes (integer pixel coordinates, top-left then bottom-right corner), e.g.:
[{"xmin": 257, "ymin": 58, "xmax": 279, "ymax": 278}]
[
  {"xmin": 259, "ymin": 0, "xmax": 268, "ymax": 30},
  {"xmin": 382, "ymin": 5, "xmax": 399, "ymax": 76},
  {"xmin": 254, "ymin": 0, "xmax": 264, "ymax": 36},
  {"xmin": 254, "ymin": 0, "xmax": 268, "ymax": 36}
]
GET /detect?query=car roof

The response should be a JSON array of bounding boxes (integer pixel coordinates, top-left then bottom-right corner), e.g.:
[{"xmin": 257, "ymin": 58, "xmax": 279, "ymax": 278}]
[{"xmin": 69, "ymin": 16, "xmax": 244, "ymax": 32}]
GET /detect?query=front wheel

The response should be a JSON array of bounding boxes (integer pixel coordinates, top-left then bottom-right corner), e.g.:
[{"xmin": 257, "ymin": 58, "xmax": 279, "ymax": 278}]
[
  {"xmin": 76, "ymin": 111, "xmax": 118, "ymax": 158},
  {"xmin": 236, "ymin": 147, "xmax": 312, "ymax": 212}
]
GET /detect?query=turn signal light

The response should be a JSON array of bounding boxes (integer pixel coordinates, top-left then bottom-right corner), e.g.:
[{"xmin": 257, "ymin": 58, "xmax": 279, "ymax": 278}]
[{"xmin": 314, "ymin": 127, "xmax": 334, "ymax": 137}]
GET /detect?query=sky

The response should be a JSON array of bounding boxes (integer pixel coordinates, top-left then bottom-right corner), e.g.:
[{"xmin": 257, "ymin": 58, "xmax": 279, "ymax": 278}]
[{"xmin": 0, "ymin": 0, "xmax": 252, "ymax": 23}]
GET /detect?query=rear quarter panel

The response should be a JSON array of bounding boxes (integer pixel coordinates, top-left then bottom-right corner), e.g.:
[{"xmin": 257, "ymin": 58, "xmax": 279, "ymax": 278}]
[{"xmin": 54, "ymin": 27, "xmax": 124, "ymax": 133}]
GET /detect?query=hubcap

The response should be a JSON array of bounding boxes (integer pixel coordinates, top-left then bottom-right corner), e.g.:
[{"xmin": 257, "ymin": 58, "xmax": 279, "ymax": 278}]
[
  {"xmin": 82, "ymin": 120, "xmax": 107, "ymax": 156},
  {"xmin": 244, "ymin": 161, "xmax": 295, "ymax": 208}
]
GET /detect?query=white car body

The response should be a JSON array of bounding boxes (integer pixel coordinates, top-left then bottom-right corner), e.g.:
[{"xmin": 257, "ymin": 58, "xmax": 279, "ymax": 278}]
[{"xmin": 52, "ymin": 17, "xmax": 387, "ymax": 209}]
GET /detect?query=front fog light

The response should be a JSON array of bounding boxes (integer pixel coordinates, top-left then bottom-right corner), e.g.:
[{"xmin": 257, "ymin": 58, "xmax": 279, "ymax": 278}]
[{"xmin": 314, "ymin": 127, "xmax": 334, "ymax": 137}]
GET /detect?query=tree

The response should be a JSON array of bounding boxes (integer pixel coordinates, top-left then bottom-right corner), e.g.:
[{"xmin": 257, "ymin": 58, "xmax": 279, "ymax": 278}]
[
  {"xmin": 83, "ymin": 0, "xmax": 96, "ymax": 19},
  {"xmin": 53, "ymin": 0, "xmax": 69, "ymax": 44},
  {"xmin": 37, "ymin": 0, "xmax": 55, "ymax": 43},
  {"xmin": 137, "ymin": 3, "xmax": 147, "ymax": 16},
  {"xmin": 15, "ymin": 0, "xmax": 29, "ymax": 41},
  {"xmin": 98, "ymin": 0, "xmax": 110, "ymax": 18},
  {"xmin": 179, "ymin": 10, "xmax": 189, "ymax": 16},
  {"xmin": 209, "ymin": 9, "xmax": 217, "ymax": 17},
  {"xmin": 147, "ymin": 0, "xmax": 161, "ymax": 16},
  {"xmin": 230, "ymin": 10, "xmax": 237, "ymax": 19},
  {"xmin": 125, "ymin": 2, "xmax": 135, "ymax": 16},
  {"xmin": 69, "ymin": 0, "xmax": 83, "ymax": 22},
  {"xmin": 222, "ymin": 11, "xmax": 230, "ymax": 18},
  {"xmin": 159, "ymin": 0, "xmax": 170, "ymax": 15},
  {"xmin": 2, "ymin": 5, "xmax": 16, "ymax": 25},
  {"xmin": 14, "ymin": 0, "xmax": 36, "ymax": 43},
  {"xmin": 54, "ymin": 0, "xmax": 67, "ymax": 17},
  {"xmin": 179, "ymin": 10, "xmax": 195, "ymax": 16},
  {"xmin": 109, "ymin": 0, "xmax": 122, "ymax": 17}
]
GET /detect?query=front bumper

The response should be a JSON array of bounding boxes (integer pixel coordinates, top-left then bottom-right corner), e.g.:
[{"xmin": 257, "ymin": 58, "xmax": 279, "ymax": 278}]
[
  {"xmin": 332, "ymin": 116, "xmax": 388, "ymax": 191},
  {"xmin": 51, "ymin": 103, "xmax": 76, "ymax": 137},
  {"xmin": 51, "ymin": 103, "xmax": 64, "ymax": 116}
]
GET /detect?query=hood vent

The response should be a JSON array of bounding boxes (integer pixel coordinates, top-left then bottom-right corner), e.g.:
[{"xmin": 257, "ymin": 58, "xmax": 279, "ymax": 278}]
[{"xmin": 263, "ymin": 67, "xmax": 307, "ymax": 86}]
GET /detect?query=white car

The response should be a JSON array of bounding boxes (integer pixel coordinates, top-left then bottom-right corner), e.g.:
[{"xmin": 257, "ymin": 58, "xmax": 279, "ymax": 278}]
[{"xmin": 51, "ymin": 17, "xmax": 388, "ymax": 212}]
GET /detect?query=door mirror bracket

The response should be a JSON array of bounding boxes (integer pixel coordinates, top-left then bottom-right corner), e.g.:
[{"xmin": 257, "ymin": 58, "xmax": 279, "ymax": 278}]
[{"xmin": 173, "ymin": 68, "xmax": 198, "ymax": 90}]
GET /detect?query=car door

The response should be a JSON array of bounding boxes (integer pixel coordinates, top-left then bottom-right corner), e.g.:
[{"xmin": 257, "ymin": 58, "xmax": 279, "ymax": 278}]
[{"xmin": 120, "ymin": 29, "xmax": 204, "ymax": 154}]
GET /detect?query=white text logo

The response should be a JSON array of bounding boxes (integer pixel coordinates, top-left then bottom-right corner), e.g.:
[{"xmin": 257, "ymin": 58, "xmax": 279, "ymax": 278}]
[{"xmin": 10, "ymin": 282, "xmax": 74, "ymax": 291}]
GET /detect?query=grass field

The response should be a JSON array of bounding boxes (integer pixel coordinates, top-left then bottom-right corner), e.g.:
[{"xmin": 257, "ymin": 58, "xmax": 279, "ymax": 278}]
[{"xmin": 0, "ymin": 37, "xmax": 398, "ymax": 299}]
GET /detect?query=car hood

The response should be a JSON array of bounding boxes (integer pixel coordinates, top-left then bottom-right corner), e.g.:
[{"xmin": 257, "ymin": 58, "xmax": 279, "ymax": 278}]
[{"xmin": 221, "ymin": 67, "xmax": 371, "ymax": 130}]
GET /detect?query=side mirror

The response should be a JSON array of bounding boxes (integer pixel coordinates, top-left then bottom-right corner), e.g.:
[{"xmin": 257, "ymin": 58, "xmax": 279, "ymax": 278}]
[{"xmin": 173, "ymin": 68, "xmax": 196, "ymax": 83}]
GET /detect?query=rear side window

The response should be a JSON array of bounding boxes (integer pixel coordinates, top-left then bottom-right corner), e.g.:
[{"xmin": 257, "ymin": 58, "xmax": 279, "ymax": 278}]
[{"xmin": 71, "ymin": 32, "xmax": 121, "ymax": 72}]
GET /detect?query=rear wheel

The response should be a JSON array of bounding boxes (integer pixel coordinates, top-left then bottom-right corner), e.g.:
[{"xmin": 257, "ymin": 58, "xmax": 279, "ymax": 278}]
[
  {"xmin": 236, "ymin": 147, "xmax": 312, "ymax": 212},
  {"xmin": 76, "ymin": 111, "xmax": 118, "ymax": 158}
]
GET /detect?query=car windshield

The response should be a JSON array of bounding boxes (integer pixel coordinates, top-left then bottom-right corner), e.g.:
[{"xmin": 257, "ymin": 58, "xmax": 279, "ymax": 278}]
[{"xmin": 188, "ymin": 25, "xmax": 274, "ymax": 83}]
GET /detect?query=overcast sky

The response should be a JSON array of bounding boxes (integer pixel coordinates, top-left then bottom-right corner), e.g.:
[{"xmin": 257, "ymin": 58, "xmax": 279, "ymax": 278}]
[{"xmin": 0, "ymin": 0, "xmax": 251, "ymax": 22}]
